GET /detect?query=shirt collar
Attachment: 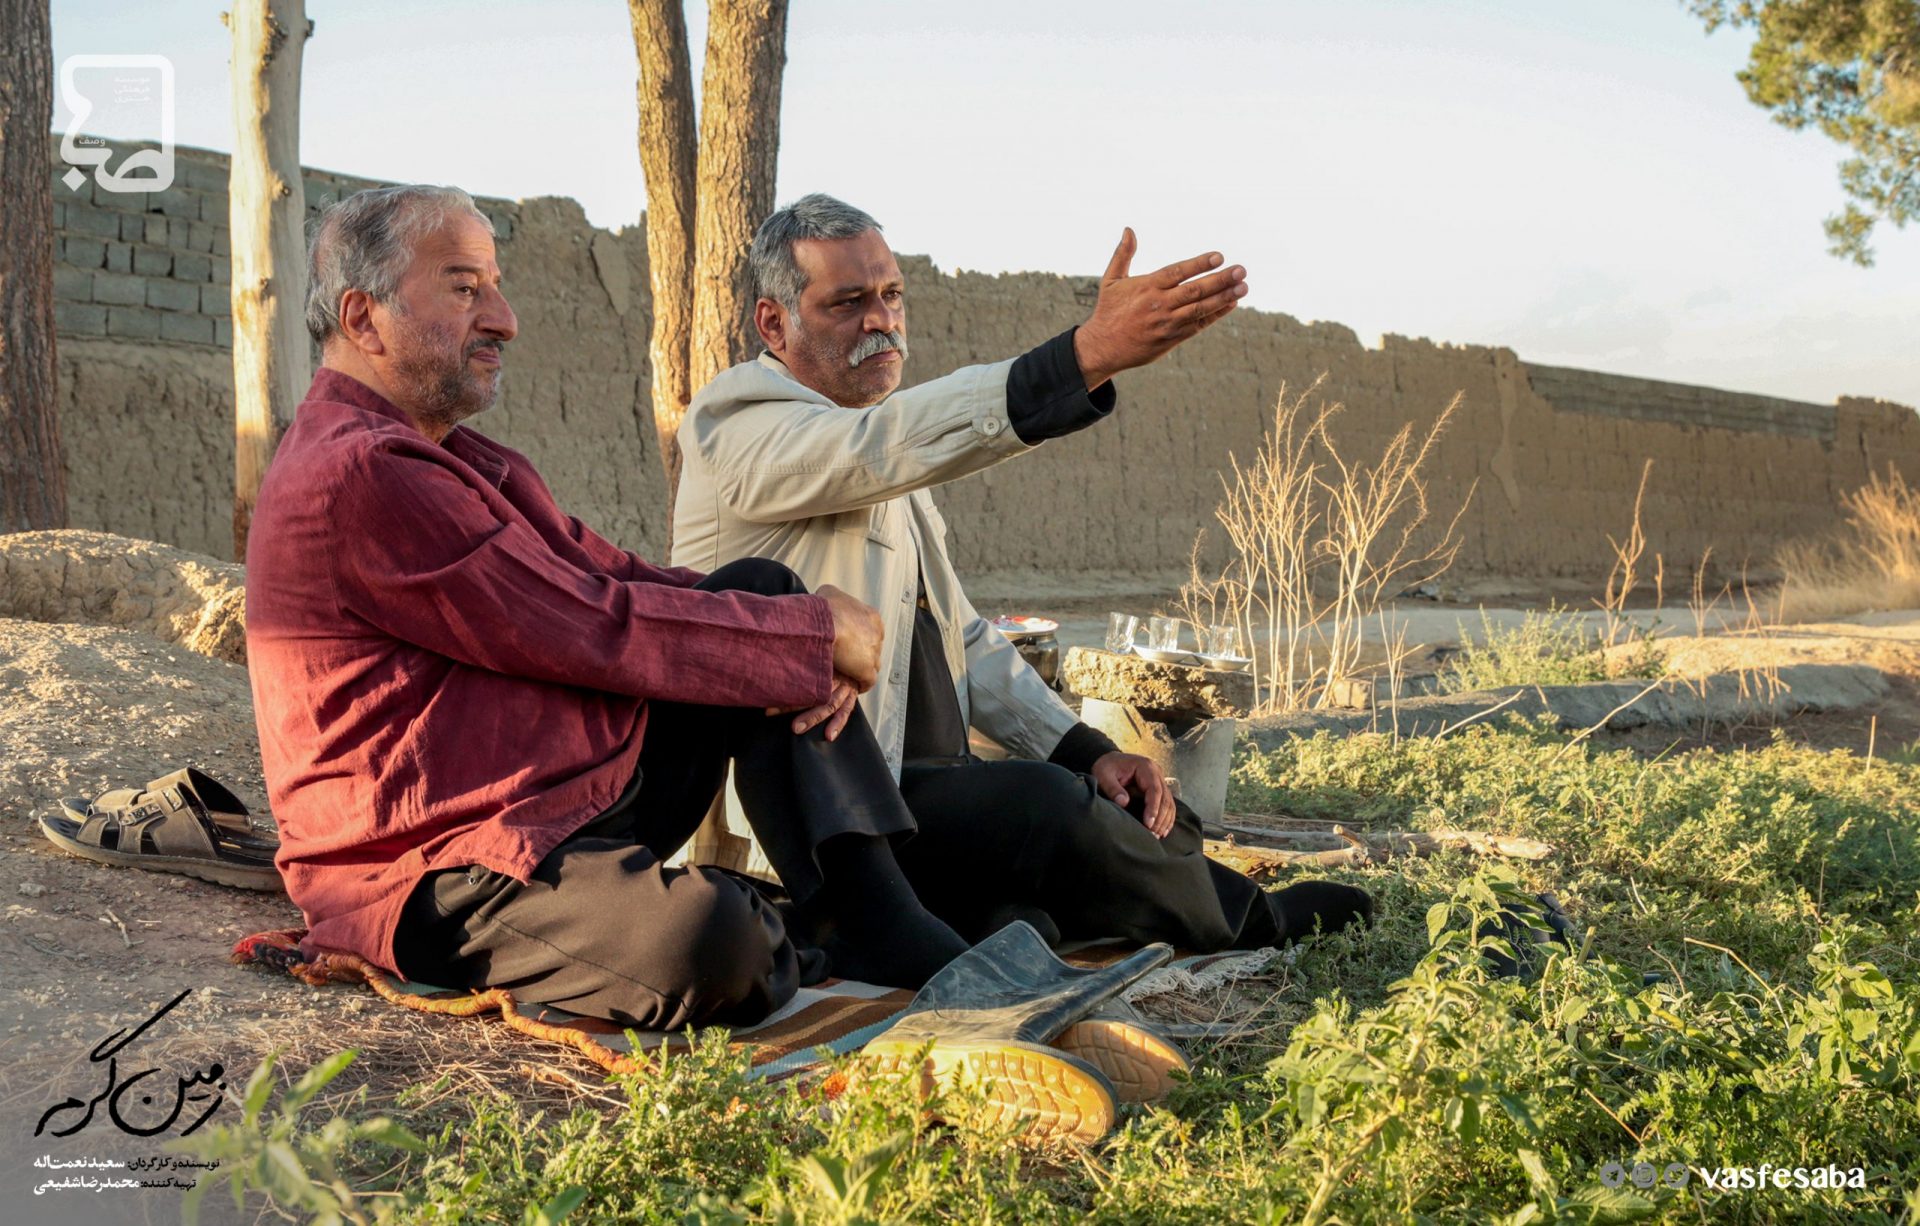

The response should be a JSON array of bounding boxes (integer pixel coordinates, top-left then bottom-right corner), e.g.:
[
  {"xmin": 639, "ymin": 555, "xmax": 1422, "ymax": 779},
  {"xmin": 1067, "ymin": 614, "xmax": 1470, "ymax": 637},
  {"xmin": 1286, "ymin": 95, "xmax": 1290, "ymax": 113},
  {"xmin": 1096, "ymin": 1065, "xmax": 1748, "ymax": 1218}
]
[{"xmin": 304, "ymin": 367, "xmax": 510, "ymax": 488}]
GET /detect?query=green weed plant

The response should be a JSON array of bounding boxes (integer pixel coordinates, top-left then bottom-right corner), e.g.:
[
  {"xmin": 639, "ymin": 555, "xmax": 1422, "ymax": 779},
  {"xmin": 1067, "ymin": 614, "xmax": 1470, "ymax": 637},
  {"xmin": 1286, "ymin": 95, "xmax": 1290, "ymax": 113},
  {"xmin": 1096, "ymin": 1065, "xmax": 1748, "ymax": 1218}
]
[
  {"xmin": 207, "ymin": 723, "xmax": 1920, "ymax": 1223},
  {"xmin": 1440, "ymin": 608, "xmax": 1665, "ymax": 694}
]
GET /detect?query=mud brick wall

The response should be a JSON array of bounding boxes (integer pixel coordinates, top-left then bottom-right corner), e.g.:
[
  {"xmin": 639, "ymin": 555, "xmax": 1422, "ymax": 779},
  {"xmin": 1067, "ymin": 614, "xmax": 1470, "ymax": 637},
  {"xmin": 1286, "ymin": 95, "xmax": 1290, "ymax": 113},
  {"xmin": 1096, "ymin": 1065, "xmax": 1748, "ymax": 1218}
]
[{"xmin": 45, "ymin": 139, "xmax": 1920, "ymax": 585}]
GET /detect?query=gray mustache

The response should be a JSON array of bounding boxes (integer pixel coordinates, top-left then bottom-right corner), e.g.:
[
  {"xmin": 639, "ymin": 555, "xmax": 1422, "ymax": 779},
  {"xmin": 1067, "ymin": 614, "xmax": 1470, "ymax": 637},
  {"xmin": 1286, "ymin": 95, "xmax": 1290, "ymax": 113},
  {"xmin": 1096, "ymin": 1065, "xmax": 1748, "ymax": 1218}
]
[{"xmin": 848, "ymin": 330, "xmax": 907, "ymax": 367}]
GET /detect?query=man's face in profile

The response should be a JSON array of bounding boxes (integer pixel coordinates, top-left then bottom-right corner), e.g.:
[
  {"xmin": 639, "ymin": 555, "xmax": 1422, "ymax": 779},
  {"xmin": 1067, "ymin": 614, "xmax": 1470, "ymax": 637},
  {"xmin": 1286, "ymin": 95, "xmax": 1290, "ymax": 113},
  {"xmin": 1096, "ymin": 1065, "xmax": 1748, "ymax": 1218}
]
[
  {"xmin": 381, "ymin": 214, "xmax": 517, "ymax": 433},
  {"xmin": 775, "ymin": 229, "xmax": 908, "ymax": 408}
]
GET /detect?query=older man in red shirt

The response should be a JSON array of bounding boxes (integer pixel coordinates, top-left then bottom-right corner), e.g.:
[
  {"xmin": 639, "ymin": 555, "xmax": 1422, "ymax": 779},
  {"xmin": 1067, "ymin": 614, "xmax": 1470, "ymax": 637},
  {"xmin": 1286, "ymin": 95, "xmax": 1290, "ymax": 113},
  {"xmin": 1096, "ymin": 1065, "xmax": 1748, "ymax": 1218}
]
[{"xmin": 247, "ymin": 185, "xmax": 974, "ymax": 1030}]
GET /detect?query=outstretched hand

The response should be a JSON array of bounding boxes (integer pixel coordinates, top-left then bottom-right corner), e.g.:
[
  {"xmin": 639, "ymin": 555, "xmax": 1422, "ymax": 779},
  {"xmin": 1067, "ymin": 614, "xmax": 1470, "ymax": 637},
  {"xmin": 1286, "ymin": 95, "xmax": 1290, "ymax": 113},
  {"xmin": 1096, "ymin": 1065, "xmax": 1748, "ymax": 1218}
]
[{"xmin": 1072, "ymin": 228, "xmax": 1248, "ymax": 391}]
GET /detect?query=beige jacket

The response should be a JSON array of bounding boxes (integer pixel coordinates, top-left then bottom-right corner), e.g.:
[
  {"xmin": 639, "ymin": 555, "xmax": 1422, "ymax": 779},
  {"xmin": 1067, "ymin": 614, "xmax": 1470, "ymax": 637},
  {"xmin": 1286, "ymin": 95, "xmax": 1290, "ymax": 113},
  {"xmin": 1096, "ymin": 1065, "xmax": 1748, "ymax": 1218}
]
[{"xmin": 671, "ymin": 352, "xmax": 1082, "ymax": 779}]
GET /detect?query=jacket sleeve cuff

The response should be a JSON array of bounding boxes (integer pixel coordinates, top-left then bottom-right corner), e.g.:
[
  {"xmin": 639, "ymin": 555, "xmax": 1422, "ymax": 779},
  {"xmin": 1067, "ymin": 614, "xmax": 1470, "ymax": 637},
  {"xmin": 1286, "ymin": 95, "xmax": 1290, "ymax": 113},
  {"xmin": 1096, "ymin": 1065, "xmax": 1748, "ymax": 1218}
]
[
  {"xmin": 1006, "ymin": 327, "xmax": 1117, "ymax": 444},
  {"xmin": 1047, "ymin": 721, "xmax": 1122, "ymax": 777}
]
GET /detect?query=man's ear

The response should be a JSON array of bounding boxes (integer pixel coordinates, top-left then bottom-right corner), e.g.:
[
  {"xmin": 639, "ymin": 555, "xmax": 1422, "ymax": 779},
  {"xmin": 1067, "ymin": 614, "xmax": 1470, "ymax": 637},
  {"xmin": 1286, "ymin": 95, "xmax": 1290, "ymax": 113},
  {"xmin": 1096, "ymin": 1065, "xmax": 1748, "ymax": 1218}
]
[
  {"xmin": 753, "ymin": 298, "xmax": 788, "ymax": 356},
  {"xmin": 337, "ymin": 288, "xmax": 387, "ymax": 357}
]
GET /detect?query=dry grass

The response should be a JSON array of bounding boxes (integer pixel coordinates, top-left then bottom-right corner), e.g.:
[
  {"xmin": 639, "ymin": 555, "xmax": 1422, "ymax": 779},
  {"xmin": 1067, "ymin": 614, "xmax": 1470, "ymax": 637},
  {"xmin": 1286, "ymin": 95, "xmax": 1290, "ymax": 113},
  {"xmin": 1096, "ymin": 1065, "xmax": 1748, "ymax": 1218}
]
[
  {"xmin": 1178, "ymin": 379, "xmax": 1470, "ymax": 714},
  {"xmin": 1597, "ymin": 460, "xmax": 1662, "ymax": 651},
  {"xmin": 1777, "ymin": 467, "xmax": 1920, "ymax": 622}
]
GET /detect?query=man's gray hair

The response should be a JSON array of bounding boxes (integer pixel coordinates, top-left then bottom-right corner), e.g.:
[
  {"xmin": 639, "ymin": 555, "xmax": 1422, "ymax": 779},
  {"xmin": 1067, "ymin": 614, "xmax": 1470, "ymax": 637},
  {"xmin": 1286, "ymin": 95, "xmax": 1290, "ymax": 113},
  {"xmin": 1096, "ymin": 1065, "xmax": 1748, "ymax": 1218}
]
[
  {"xmin": 750, "ymin": 193, "xmax": 882, "ymax": 310},
  {"xmin": 305, "ymin": 184, "xmax": 494, "ymax": 346}
]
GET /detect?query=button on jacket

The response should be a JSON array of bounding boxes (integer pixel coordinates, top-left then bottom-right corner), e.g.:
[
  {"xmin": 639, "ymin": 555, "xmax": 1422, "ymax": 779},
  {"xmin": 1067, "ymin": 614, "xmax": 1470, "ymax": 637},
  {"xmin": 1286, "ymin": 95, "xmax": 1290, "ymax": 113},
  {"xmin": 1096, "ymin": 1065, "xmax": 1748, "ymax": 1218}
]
[{"xmin": 246, "ymin": 368, "xmax": 835, "ymax": 975}]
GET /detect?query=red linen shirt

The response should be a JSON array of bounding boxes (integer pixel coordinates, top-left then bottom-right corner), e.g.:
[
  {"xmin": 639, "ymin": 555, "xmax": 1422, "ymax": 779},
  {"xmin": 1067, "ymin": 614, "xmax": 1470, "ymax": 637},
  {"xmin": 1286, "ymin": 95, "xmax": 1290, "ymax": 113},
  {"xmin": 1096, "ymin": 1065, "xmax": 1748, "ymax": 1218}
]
[{"xmin": 245, "ymin": 368, "xmax": 834, "ymax": 974}]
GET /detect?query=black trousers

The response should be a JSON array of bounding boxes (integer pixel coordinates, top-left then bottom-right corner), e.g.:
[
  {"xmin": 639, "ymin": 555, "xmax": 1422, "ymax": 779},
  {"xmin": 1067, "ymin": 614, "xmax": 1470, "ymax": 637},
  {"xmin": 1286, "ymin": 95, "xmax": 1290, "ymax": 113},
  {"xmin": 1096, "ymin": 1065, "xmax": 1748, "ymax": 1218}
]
[
  {"xmin": 391, "ymin": 558, "xmax": 918, "ymax": 1031},
  {"xmin": 392, "ymin": 558, "xmax": 1275, "ymax": 1030},
  {"xmin": 894, "ymin": 757, "xmax": 1280, "ymax": 951}
]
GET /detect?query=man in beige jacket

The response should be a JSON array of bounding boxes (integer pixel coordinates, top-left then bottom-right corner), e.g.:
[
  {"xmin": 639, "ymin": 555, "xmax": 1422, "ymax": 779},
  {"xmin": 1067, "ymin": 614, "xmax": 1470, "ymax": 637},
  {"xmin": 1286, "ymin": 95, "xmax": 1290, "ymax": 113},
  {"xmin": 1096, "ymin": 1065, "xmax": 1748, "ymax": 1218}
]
[{"xmin": 673, "ymin": 194, "xmax": 1372, "ymax": 958}]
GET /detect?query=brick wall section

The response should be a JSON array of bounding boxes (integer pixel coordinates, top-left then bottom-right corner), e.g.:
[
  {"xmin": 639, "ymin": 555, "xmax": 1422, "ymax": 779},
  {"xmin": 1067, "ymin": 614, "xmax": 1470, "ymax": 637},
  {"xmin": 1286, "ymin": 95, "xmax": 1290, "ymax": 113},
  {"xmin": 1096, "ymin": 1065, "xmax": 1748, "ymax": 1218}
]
[
  {"xmin": 46, "ymin": 139, "xmax": 1920, "ymax": 585},
  {"xmin": 49, "ymin": 137, "xmax": 513, "ymax": 353},
  {"xmin": 1524, "ymin": 364, "xmax": 1835, "ymax": 443}
]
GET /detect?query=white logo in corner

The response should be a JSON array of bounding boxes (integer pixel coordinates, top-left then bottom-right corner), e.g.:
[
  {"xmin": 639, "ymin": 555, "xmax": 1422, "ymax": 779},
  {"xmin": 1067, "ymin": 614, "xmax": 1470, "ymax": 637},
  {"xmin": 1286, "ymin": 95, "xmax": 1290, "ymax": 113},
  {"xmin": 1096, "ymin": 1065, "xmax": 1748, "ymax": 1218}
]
[{"xmin": 58, "ymin": 54, "xmax": 175, "ymax": 194}]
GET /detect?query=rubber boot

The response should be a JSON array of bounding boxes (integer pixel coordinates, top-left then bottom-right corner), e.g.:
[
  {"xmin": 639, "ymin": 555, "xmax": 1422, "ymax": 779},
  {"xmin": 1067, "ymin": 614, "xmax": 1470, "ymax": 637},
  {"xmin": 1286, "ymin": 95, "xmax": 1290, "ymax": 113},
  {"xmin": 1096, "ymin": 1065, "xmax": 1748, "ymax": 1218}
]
[
  {"xmin": 1054, "ymin": 996, "xmax": 1190, "ymax": 1105},
  {"xmin": 860, "ymin": 921, "xmax": 1173, "ymax": 1143}
]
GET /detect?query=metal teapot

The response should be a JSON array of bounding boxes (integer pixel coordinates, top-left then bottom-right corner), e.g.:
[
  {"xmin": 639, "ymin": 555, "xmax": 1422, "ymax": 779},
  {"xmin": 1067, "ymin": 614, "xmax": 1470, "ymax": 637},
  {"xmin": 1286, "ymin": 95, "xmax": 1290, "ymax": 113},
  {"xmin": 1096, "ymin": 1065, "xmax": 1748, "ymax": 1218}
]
[{"xmin": 990, "ymin": 616, "xmax": 1062, "ymax": 689}]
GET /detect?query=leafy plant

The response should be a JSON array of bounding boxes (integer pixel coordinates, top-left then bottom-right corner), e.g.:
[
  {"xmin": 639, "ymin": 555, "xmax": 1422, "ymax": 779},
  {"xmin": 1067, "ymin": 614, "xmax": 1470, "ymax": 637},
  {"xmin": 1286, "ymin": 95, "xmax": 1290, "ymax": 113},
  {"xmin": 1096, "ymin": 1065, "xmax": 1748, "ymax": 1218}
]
[
  {"xmin": 265, "ymin": 725, "xmax": 1920, "ymax": 1224},
  {"xmin": 1440, "ymin": 606, "xmax": 1613, "ymax": 693},
  {"xmin": 171, "ymin": 1050, "xmax": 429, "ymax": 1226}
]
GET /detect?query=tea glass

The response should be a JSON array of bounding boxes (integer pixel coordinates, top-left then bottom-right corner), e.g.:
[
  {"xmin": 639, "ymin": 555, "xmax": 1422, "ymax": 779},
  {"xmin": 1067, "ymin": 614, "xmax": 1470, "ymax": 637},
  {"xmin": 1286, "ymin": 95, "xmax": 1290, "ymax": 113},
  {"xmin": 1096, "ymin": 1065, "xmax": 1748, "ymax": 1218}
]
[
  {"xmin": 1105, "ymin": 612, "xmax": 1139, "ymax": 655},
  {"xmin": 1147, "ymin": 615, "xmax": 1184, "ymax": 653},
  {"xmin": 1206, "ymin": 623, "xmax": 1243, "ymax": 660}
]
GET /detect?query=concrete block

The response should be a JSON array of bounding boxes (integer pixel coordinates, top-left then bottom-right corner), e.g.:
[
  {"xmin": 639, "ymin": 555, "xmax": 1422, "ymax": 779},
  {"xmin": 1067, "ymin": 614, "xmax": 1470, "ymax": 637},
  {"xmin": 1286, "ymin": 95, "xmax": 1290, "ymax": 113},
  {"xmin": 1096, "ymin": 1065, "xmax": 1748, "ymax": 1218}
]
[
  {"xmin": 118, "ymin": 213, "xmax": 147, "ymax": 242},
  {"xmin": 146, "ymin": 278, "xmax": 200, "ymax": 312},
  {"xmin": 52, "ymin": 200, "xmax": 65, "ymax": 227},
  {"xmin": 64, "ymin": 201, "xmax": 123, "ymax": 238},
  {"xmin": 1061, "ymin": 646, "xmax": 1254, "ymax": 719},
  {"xmin": 53, "ymin": 300, "xmax": 109, "ymax": 336},
  {"xmin": 151, "ymin": 187, "xmax": 199, "ymax": 219},
  {"xmin": 103, "ymin": 241, "xmax": 131, "ymax": 274},
  {"xmin": 91, "ymin": 272, "xmax": 146, "ymax": 306},
  {"xmin": 62, "ymin": 236, "xmax": 106, "ymax": 268},
  {"xmin": 132, "ymin": 245, "xmax": 172, "ymax": 276},
  {"xmin": 198, "ymin": 192, "xmax": 228, "ymax": 222},
  {"xmin": 143, "ymin": 215, "xmax": 169, "ymax": 246},
  {"xmin": 93, "ymin": 187, "xmax": 148, "ymax": 214},
  {"xmin": 1080, "ymin": 698, "xmax": 1237, "ymax": 824},
  {"xmin": 186, "ymin": 220, "xmax": 215, "ymax": 252},
  {"xmin": 213, "ymin": 317, "xmax": 232, "ymax": 347},
  {"xmin": 179, "ymin": 158, "xmax": 227, "ymax": 192},
  {"xmin": 106, "ymin": 306, "xmax": 162, "ymax": 340},
  {"xmin": 211, "ymin": 227, "xmax": 229, "ymax": 256},
  {"xmin": 55, "ymin": 173, "xmax": 97, "ymax": 204},
  {"xmin": 159, "ymin": 311, "xmax": 216, "ymax": 344},
  {"xmin": 304, "ymin": 178, "xmax": 341, "ymax": 208},
  {"xmin": 53, "ymin": 266, "xmax": 92, "ymax": 301},
  {"xmin": 173, "ymin": 252, "xmax": 212, "ymax": 282},
  {"xmin": 200, "ymin": 283, "xmax": 230, "ymax": 316},
  {"xmin": 210, "ymin": 256, "xmax": 230, "ymax": 284}
]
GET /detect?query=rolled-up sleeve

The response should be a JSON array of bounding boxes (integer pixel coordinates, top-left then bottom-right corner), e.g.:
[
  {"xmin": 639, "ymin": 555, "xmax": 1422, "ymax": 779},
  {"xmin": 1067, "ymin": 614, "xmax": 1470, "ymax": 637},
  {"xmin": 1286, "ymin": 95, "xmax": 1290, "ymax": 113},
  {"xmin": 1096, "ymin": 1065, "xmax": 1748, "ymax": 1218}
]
[{"xmin": 329, "ymin": 439, "xmax": 834, "ymax": 711}]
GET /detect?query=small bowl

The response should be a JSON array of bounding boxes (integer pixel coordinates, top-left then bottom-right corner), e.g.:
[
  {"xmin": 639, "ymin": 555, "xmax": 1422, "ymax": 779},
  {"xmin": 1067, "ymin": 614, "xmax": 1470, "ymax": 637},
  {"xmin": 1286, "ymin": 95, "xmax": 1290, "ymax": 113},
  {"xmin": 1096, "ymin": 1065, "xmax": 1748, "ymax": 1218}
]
[
  {"xmin": 1135, "ymin": 646, "xmax": 1200, "ymax": 667},
  {"xmin": 1195, "ymin": 653, "xmax": 1253, "ymax": 673},
  {"xmin": 991, "ymin": 615, "xmax": 1060, "ymax": 641}
]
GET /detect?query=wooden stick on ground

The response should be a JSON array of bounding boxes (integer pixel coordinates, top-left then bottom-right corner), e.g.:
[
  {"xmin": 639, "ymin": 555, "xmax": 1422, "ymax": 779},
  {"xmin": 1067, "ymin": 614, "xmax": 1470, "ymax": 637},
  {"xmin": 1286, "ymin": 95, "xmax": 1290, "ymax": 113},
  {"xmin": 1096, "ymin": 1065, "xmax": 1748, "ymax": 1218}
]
[{"xmin": 1202, "ymin": 819, "xmax": 1553, "ymax": 878}]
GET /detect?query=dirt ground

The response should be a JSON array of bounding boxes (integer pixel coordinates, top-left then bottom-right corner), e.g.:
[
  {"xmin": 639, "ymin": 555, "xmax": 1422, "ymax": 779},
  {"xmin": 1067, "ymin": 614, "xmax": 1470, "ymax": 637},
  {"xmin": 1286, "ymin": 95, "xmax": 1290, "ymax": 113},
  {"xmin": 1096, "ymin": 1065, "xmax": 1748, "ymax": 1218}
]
[{"xmin": 5, "ymin": 538, "xmax": 1919, "ymax": 1220}]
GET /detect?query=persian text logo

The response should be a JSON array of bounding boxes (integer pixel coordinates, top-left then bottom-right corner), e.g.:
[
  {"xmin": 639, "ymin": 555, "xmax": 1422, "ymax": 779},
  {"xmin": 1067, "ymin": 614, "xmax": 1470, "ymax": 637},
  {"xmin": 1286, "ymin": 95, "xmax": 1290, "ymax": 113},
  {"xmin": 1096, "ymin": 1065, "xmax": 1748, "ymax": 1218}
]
[{"xmin": 58, "ymin": 54, "xmax": 175, "ymax": 194}]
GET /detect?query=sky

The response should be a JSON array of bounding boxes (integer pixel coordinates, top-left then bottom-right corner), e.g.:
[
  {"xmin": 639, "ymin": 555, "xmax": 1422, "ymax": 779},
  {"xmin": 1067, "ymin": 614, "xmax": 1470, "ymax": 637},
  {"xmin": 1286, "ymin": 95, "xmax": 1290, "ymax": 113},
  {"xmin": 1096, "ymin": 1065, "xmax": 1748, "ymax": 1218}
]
[{"xmin": 48, "ymin": 0, "xmax": 1920, "ymax": 408}]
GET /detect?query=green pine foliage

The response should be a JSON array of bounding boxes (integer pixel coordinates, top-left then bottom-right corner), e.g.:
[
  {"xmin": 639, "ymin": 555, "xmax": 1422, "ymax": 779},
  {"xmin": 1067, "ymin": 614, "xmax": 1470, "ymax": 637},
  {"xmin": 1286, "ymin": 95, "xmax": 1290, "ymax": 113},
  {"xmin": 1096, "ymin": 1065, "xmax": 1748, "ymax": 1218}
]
[{"xmin": 1687, "ymin": 0, "xmax": 1920, "ymax": 265}]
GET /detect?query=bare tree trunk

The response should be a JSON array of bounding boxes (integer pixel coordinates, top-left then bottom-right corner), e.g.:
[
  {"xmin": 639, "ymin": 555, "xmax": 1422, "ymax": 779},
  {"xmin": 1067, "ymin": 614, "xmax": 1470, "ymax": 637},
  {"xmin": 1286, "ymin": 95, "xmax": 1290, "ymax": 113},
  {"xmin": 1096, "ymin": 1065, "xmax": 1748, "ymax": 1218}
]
[
  {"xmin": 628, "ymin": 0, "xmax": 697, "ymax": 507},
  {"xmin": 0, "ymin": 0, "xmax": 66, "ymax": 532},
  {"xmin": 689, "ymin": 0, "xmax": 788, "ymax": 393},
  {"xmin": 227, "ymin": 0, "xmax": 311, "ymax": 561}
]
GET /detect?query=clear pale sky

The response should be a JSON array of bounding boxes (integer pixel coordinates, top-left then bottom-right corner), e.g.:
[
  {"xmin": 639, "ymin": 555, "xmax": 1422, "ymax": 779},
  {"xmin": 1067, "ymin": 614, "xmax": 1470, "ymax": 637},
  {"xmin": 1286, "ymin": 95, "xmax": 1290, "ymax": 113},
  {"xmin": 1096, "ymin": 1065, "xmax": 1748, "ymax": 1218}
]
[{"xmin": 49, "ymin": 0, "xmax": 1920, "ymax": 407}]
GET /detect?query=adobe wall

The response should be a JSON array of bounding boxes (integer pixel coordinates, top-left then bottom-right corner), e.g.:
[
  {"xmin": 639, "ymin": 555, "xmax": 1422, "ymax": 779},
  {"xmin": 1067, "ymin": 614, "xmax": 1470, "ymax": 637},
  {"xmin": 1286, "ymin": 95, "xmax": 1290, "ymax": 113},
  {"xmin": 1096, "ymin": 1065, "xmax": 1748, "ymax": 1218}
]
[{"xmin": 45, "ymin": 140, "xmax": 1920, "ymax": 588}]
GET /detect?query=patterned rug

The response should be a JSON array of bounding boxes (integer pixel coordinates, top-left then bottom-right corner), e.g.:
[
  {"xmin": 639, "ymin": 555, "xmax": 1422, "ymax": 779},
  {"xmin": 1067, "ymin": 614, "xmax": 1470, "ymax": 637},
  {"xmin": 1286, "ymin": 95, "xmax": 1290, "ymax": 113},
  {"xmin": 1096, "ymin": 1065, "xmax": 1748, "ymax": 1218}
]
[{"xmin": 232, "ymin": 928, "xmax": 1279, "ymax": 1080}]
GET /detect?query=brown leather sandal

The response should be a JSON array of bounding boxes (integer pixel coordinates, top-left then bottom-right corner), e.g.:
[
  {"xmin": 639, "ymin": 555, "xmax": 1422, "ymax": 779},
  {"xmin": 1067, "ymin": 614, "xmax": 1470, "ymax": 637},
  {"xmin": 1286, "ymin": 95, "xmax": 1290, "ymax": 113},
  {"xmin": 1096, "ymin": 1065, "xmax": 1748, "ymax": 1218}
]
[{"xmin": 40, "ymin": 767, "xmax": 284, "ymax": 892}]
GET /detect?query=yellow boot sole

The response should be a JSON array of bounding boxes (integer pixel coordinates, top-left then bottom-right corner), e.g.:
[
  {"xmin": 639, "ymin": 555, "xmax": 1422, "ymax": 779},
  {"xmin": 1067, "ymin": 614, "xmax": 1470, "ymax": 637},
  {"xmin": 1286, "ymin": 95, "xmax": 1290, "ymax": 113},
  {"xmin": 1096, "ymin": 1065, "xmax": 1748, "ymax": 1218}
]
[
  {"xmin": 860, "ymin": 1037, "xmax": 1117, "ymax": 1144},
  {"xmin": 1053, "ymin": 1017, "xmax": 1190, "ymax": 1104}
]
